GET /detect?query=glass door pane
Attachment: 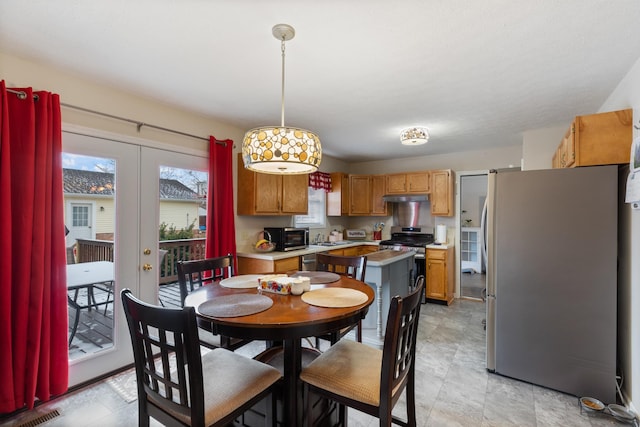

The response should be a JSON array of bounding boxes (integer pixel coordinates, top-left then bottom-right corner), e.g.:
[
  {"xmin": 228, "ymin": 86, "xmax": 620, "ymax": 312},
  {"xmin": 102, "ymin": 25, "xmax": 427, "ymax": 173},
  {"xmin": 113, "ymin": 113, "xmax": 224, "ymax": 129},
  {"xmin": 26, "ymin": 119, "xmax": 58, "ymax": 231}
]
[
  {"xmin": 63, "ymin": 131, "xmax": 139, "ymax": 387},
  {"xmin": 62, "ymin": 153, "xmax": 116, "ymax": 360},
  {"xmin": 139, "ymin": 147, "xmax": 208, "ymax": 307}
]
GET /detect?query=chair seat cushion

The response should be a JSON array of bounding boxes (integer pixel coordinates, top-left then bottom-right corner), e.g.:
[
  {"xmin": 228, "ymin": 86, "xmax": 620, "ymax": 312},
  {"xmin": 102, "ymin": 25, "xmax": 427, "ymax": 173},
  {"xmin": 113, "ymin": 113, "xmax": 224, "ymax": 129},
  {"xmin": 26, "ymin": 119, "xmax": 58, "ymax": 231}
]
[
  {"xmin": 160, "ymin": 348, "xmax": 281, "ymax": 425},
  {"xmin": 300, "ymin": 339, "xmax": 382, "ymax": 406}
]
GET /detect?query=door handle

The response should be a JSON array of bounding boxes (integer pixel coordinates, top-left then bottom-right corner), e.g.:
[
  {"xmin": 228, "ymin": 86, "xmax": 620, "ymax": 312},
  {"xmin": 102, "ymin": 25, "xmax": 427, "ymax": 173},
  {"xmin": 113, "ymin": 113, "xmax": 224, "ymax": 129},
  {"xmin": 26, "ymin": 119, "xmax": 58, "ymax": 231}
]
[{"xmin": 142, "ymin": 263, "xmax": 153, "ymax": 271}]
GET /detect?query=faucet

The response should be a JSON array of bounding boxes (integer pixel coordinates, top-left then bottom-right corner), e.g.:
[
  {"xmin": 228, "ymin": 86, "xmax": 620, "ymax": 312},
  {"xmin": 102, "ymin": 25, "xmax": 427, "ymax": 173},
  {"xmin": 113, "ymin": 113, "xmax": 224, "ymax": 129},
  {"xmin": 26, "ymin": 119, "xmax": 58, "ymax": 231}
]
[{"xmin": 315, "ymin": 233, "xmax": 322, "ymax": 244}]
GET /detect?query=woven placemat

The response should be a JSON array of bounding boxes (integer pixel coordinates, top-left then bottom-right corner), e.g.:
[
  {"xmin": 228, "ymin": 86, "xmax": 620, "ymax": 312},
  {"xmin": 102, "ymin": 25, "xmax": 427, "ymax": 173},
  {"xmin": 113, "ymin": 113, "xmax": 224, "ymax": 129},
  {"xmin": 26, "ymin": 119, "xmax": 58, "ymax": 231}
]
[
  {"xmin": 289, "ymin": 271, "xmax": 341, "ymax": 284},
  {"xmin": 219, "ymin": 274, "xmax": 263, "ymax": 289},
  {"xmin": 198, "ymin": 294, "xmax": 273, "ymax": 318},
  {"xmin": 301, "ymin": 287, "xmax": 368, "ymax": 308}
]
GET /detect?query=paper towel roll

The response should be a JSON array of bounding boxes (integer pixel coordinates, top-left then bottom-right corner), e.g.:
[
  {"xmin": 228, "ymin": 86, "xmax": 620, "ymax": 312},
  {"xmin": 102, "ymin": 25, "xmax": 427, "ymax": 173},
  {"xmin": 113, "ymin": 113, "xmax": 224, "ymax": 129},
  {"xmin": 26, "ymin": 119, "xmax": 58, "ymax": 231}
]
[{"xmin": 435, "ymin": 224, "xmax": 447, "ymax": 244}]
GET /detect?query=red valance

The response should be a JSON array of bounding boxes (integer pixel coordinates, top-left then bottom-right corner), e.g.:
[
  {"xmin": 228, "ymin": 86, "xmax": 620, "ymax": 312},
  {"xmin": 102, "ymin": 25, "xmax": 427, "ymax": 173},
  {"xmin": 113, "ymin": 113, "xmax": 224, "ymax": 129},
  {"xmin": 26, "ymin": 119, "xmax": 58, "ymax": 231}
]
[{"xmin": 309, "ymin": 172, "xmax": 332, "ymax": 192}]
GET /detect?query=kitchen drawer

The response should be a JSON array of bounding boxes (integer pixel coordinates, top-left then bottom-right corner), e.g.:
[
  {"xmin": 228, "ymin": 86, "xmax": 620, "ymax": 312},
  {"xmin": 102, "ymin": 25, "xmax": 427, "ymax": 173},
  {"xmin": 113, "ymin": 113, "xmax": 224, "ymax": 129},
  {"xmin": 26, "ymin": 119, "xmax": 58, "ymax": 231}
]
[
  {"xmin": 274, "ymin": 256, "xmax": 301, "ymax": 272},
  {"xmin": 427, "ymin": 249, "xmax": 446, "ymax": 260}
]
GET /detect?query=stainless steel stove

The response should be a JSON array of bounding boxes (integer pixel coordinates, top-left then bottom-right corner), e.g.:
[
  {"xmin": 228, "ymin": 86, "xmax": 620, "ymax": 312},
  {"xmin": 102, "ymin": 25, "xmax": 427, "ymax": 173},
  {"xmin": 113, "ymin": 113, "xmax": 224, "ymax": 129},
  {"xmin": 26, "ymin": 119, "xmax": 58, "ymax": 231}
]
[{"xmin": 379, "ymin": 226, "xmax": 434, "ymax": 259}]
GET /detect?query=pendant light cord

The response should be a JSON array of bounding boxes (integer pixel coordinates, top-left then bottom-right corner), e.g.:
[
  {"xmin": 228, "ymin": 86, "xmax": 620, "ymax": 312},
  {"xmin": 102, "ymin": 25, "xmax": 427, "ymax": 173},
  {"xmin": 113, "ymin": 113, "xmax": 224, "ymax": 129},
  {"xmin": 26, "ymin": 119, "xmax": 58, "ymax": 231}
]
[{"xmin": 280, "ymin": 37, "xmax": 286, "ymax": 127}]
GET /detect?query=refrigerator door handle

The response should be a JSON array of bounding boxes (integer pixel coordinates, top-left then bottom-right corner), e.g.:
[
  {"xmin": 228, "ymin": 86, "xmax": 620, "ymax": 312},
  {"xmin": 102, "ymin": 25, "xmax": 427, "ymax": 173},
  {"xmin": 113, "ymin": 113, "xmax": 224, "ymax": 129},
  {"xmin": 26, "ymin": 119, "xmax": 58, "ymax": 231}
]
[
  {"xmin": 486, "ymin": 294, "xmax": 496, "ymax": 371},
  {"xmin": 485, "ymin": 170, "xmax": 497, "ymax": 372}
]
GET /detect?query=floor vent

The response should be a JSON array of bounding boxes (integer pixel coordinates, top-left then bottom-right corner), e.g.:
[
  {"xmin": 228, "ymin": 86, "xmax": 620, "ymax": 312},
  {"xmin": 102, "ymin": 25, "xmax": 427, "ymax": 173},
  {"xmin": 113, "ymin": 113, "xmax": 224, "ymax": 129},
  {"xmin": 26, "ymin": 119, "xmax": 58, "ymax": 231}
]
[{"xmin": 17, "ymin": 409, "xmax": 61, "ymax": 427}]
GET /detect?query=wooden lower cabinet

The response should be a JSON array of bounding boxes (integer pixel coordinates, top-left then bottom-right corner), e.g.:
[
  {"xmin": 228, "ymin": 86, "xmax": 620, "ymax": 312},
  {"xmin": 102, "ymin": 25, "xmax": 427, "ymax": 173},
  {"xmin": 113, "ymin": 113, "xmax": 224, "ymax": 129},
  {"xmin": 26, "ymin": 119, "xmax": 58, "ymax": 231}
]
[
  {"xmin": 237, "ymin": 255, "xmax": 300, "ymax": 274},
  {"xmin": 426, "ymin": 247, "xmax": 454, "ymax": 305}
]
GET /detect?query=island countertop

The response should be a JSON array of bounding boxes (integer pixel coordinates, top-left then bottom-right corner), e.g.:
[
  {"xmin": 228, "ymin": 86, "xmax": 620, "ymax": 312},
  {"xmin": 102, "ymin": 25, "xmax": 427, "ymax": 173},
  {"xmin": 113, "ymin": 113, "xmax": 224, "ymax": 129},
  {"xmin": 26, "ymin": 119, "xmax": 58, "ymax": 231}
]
[
  {"xmin": 237, "ymin": 241, "xmax": 381, "ymax": 261},
  {"xmin": 364, "ymin": 249, "xmax": 414, "ymax": 266}
]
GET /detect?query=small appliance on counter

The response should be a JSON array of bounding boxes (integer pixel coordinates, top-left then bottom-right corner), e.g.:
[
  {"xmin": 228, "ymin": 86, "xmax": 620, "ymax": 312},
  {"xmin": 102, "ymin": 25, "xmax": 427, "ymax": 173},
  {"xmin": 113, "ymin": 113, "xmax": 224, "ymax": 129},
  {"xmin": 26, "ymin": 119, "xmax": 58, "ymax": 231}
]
[
  {"xmin": 345, "ymin": 229, "xmax": 366, "ymax": 240},
  {"xmin": 263, "ymin": 227, "xmax": 309, "ymax": 252}
]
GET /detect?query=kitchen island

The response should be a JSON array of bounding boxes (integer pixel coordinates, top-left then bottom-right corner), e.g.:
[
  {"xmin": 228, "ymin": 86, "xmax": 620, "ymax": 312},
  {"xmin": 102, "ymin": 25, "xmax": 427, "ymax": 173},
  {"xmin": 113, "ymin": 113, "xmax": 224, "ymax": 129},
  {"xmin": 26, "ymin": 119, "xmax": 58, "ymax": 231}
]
[
  {"xmin": 361, "ymin": 250, "xmax": 415, "ymax": 348},
  {"xmin": 236, "ymin": 244, "xmax": 415, "ymax": 348}
]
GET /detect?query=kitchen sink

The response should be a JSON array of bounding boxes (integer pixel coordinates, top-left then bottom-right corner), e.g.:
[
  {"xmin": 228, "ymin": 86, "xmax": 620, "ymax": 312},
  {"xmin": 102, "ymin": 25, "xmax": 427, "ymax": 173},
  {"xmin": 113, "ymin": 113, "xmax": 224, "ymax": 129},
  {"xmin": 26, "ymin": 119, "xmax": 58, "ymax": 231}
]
[{"xmin": 311, "ymin": 241, "xmax": 353, "ymax": 247}]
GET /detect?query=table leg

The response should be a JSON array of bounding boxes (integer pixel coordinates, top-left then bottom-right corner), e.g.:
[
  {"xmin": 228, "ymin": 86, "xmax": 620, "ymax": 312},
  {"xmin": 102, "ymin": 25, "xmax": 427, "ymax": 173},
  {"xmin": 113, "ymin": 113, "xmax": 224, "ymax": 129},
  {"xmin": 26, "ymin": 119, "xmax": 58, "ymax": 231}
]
[{"xmin": 283, "ymin": 338, "xmax": 302, "ymax": 426}]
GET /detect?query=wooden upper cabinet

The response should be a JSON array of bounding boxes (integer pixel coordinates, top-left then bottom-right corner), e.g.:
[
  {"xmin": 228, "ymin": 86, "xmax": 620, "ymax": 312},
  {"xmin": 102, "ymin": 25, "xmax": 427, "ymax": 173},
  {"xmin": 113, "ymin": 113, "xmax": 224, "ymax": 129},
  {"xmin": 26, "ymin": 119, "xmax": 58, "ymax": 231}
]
[
  {"xmin": 349, "ymin": 175, "xmax": 388, "ymax": 216},
  {"xmin": 430, "ymin": 169, "xmax": 454, "ymax": 217},
  {"xmin": 327, "ymin": 172, "xmax": 349, "ymax": 216},
  {"xmin": 370, "ymin": 175, "xmax": 388, "ymax": 215},
  {"xmin": 386, "ymin": 174, "xmax": 408, "ymax": 194},
  {"xmin": 554, "ymin": 109, "xmax": 633, "ymax": 168},
  {"xmin": 386, "ymin": 172, "xmax": 430, "ymax": 194},
  {"xmin": 407, "ymin": 172, "xmax": 430, "ymax": 193},
  {"xmin": 349, "ymin": 175, "xmax": 371, "ymax": 215},
  {"xmin": 236, "ymin": 154, "xmax": 308, "ymax": 215}
]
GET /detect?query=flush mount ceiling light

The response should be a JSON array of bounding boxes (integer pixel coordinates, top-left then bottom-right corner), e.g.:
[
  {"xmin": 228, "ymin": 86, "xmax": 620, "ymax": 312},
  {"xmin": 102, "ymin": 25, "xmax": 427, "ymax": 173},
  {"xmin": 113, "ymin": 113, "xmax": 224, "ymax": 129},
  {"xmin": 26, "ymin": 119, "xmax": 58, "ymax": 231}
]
[
  {"xmin": 400, "ymin": 127, "xmax": 430, "ymax": 146},
  {"xmin": 242, "ymin": 24, "xmax": 322, "ymax": 174}
]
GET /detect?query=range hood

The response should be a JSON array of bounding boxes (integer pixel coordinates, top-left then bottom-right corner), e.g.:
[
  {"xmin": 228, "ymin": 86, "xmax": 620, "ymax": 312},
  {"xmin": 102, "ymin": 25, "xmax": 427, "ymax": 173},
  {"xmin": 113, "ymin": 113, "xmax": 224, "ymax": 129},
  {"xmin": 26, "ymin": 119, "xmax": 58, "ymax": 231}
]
[{"xmin": 382, "ymin": 194, "xmax": 429, "ymax": 203}]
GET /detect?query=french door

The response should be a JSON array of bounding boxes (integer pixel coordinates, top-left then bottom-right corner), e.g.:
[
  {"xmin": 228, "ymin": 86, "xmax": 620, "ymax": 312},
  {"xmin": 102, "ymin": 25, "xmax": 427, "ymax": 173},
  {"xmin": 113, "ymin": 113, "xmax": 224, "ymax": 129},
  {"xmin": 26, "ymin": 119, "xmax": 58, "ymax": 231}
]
[{"xmin": 63, "ymin": 126, "xmax": 208, "ymax": 386}]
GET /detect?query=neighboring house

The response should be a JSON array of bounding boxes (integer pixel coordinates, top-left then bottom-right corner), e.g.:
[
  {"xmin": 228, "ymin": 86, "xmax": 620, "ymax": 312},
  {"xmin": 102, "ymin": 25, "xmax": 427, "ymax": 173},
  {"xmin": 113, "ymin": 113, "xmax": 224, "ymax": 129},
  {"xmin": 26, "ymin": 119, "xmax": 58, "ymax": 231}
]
[{"xmin": 63, "ymin": 168, "xmax": 203, "ymax": 247}]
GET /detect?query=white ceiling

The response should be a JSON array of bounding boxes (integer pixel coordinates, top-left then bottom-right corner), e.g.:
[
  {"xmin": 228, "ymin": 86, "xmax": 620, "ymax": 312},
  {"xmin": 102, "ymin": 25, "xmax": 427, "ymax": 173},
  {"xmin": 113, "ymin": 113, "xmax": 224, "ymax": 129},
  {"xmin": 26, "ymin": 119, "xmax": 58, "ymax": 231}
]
[{"xmin": 2, "ymin": 1, "xmax": 640, "ymax": 162}]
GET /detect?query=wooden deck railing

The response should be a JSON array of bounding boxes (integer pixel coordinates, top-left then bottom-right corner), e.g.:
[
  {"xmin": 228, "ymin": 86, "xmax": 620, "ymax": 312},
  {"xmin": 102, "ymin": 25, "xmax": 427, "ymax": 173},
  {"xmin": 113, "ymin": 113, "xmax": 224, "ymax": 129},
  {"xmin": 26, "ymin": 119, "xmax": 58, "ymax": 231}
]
[
  {"xmin": 75, "ymin": 238, "xmax": 206, "ymax": 284},
  {"xmin": 76, "ymin": 239, "xmax": 114, "ymax": 263}
]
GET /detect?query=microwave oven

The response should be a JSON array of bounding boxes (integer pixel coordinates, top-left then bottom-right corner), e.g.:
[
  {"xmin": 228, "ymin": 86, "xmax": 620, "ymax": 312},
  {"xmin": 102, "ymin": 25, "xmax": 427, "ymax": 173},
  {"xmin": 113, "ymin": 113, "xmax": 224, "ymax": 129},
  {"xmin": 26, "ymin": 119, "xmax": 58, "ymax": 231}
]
[{"xmin": 264, "ymin": 227, "xmax": 309, "ymax": 252}]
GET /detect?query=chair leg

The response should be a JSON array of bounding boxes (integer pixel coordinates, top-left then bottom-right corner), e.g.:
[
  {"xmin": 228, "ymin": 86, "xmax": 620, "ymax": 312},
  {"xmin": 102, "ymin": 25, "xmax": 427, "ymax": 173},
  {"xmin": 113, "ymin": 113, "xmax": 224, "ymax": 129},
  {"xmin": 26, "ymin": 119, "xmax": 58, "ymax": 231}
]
[
  {"xmin": 406, "ymin": 375, "xmax": 417, "ymax": 427},
  {"xmin": 339, "ymin": 403, "xmax": 348, "ymax": 427},
  {"xmin": 103, "ymin": 281, "xmax": 113, "ymax": 315},
  {"xmin": 264, "ymin": 390, "xmax": 276, "ymax": 427},
  {"xmin": 305, "ymin": 383, "xmax": 313, "ymax": 427},
  {"xmin": 68, "ymin": 298, "xmax": 81, "ymax": 346}
]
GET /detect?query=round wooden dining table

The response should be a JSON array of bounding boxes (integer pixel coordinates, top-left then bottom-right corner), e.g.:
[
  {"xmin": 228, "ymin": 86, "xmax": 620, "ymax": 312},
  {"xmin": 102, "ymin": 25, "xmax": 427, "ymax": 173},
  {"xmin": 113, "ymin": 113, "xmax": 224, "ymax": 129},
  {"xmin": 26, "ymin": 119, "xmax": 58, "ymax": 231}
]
[{"xmin": 184, "ymin": 275, "xmax": 375, "ymax": 426}]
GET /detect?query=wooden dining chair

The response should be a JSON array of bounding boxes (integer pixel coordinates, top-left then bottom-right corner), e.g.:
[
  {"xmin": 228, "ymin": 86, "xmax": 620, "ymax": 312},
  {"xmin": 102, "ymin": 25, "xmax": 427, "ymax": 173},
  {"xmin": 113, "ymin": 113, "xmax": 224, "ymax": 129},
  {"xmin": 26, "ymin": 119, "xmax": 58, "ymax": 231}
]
[
  {"xmin": 300, "ymin": 279, "xmax": 424, "ymax": 427},
  {"xmin": 121, "ymin": 289, "xmax": 281, "ymax": 427},
  {"xmin": 177, "ymin": 255, "xmax": 251, "ymax": 351},
  {"xmin": 314, "ymin": 253, "xmax": 367, "ymax": 346}
]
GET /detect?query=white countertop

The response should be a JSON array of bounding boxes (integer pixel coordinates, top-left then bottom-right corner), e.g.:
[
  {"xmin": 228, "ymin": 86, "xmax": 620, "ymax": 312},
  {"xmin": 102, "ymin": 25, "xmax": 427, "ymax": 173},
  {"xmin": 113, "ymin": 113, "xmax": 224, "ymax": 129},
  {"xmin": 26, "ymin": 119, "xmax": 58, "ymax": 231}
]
[
  {"xmin": 426, "ymin": 243, "xmax": 454, "ymax": 249},
  {"xmin": 237, "ymin": 241, "xmax": 381, "ymax": 260}
]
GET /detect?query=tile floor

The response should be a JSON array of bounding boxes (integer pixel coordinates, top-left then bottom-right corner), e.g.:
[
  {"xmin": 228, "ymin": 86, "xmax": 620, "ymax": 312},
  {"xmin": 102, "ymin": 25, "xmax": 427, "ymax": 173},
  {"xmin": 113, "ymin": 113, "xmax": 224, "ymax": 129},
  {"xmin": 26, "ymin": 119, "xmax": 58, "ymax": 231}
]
[{"xmin": 1, "ymin": 299, "xmax": 629, "ymax": 426}]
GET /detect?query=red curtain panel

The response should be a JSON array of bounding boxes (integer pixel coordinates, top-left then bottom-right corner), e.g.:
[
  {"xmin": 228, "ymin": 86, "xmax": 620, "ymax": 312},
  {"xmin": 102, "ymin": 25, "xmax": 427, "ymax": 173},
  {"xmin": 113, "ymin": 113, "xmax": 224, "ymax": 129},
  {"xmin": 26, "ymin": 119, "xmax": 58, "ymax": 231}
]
[
  {"xmin": 205, "ymin": 137, "xmax": 237, "ymax": 271},
  {"xmin": 0, "ymin": 81, "xmax": 68, "ymax": 413}
]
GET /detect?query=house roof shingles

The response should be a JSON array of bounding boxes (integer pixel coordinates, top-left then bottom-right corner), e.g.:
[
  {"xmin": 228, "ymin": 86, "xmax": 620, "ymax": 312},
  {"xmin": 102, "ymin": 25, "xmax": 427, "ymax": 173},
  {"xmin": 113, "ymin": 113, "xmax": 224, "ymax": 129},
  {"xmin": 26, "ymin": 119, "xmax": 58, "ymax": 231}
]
[{"xmin": 63, "ymin": 169, "xmax": 200, "ymax": 200}]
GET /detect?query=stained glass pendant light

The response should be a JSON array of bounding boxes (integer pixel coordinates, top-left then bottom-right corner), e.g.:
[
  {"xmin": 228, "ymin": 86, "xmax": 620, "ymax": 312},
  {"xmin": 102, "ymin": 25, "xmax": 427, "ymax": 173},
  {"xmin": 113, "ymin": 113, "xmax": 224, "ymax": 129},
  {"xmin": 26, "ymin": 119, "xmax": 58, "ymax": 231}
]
[{"xmin": 242, "ymin": 24, "xmax": 322, "ymax": 174}]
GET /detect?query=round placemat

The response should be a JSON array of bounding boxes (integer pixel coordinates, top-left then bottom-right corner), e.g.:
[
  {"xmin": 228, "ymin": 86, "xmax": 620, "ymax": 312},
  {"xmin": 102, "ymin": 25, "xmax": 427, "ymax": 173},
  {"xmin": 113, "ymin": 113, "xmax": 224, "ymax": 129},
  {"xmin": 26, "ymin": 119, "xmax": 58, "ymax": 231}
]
[
  {"xmin": 301, "ymin": 288, "xmax": 369, "ymax": 308},
  {"xmin": 198, "ymin": 294, "xmax": 273, "ymax": 318},
  {"xmin": 219, "ymin": 274, "xmax": 263, "ymax": 289},
  {"xmin": 289, "ymin": 271, "xmax": 341, "ymax": 284}
]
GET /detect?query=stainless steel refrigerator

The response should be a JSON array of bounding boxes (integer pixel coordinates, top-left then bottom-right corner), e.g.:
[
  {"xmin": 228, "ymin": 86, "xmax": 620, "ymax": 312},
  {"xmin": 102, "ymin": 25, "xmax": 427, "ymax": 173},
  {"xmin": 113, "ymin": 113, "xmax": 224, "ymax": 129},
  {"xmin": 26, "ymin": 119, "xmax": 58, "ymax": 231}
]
[{"xmin": 485, "ymin": 165, "xmax": 618, "ymax": 403}]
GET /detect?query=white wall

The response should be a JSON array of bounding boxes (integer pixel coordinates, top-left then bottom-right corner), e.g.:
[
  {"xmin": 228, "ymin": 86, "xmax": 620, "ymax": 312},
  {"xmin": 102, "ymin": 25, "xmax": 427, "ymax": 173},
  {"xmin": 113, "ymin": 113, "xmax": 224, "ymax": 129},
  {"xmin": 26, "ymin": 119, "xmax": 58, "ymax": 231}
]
[
  {"xmin": 349, "ymin": 145, "xmax": 523, "ymax": 175},
  {"xmin": 599, "ymin": 55, "xmax": 640, "ymax": 413},
  {"xmin": 0, "ymin": 51, "xmax": 243, "ymax": 152},
  {"xmin": 522, "ymin": 125, "xmax": 567, "ymax": 170}
]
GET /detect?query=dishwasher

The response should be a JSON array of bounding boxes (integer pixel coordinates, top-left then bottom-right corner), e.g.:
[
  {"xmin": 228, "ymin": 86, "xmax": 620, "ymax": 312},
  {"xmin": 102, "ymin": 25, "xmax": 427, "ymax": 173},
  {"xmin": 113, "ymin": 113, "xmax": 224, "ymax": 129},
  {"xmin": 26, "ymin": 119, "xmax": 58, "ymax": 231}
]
[{"xmin": 301, "ymin": 252, "xmax": 324, "ymax": 271}]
